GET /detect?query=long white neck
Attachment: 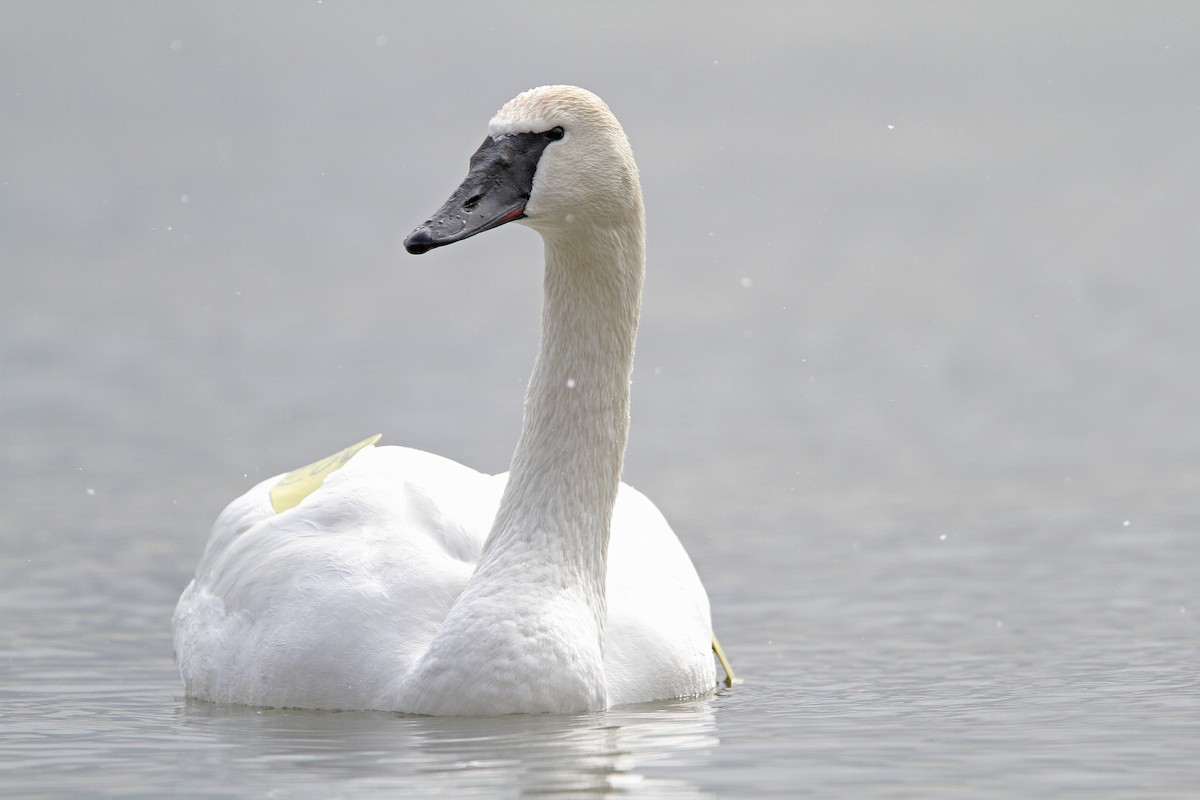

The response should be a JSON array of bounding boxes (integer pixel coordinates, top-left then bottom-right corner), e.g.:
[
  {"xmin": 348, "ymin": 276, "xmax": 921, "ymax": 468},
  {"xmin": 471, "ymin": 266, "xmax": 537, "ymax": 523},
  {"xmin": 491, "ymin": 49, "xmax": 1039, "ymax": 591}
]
[
  {"xmin": 483, "ymin": 223, "xmax": 645, "ymax": 596},
  {"xmin": 401, "ymin": 214, "xmax": 646, "ymax": 715}
]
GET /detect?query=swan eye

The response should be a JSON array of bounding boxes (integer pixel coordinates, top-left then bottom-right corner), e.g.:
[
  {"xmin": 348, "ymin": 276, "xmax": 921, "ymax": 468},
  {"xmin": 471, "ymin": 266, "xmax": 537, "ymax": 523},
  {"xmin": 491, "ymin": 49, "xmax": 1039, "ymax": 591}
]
[{"xmin": 546, "ymin": 126, "xmax": 565, "ymax": 141}]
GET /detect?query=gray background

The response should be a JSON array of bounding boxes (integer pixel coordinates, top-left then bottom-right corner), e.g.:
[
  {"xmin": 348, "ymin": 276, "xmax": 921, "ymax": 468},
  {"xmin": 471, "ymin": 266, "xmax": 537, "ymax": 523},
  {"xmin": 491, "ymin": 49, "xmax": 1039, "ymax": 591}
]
[{"xmin": 2, "ymin": 2, "xmax": 1197, "ymax": 796}]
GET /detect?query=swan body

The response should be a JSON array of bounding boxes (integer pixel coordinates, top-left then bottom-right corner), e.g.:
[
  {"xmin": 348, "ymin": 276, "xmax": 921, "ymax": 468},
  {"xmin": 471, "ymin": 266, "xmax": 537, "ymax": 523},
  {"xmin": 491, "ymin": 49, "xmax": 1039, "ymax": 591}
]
[{"xmin": 173, "ymin": 85, "xmax": 717, "ymax": 714}]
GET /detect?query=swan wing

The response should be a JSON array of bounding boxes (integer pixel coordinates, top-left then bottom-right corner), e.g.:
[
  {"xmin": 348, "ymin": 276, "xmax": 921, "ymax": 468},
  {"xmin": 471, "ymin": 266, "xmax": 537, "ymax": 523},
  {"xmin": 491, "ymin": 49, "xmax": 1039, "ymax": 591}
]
[
  {"xmin": 172, "ymin": 445, "xmax": 501, "ymax": 710},
  {"xmin": 604, "ymin": 483, "xmax": 717, "ymax": 705}
]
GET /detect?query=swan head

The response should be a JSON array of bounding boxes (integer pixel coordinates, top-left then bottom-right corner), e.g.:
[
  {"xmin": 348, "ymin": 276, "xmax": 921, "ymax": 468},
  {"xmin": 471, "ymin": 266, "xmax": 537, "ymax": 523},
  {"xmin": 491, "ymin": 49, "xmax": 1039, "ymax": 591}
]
[{"xmin": 404, "ymin": 85, "xmax": 641, "ymax": 255}]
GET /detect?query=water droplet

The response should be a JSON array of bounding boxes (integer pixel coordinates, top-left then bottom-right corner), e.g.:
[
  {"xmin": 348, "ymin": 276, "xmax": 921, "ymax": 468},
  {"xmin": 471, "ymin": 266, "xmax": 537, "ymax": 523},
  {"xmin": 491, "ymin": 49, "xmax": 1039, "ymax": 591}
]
[{"xmin": 566, "ymin": 378, "xmax": 576, "ymax": 389}]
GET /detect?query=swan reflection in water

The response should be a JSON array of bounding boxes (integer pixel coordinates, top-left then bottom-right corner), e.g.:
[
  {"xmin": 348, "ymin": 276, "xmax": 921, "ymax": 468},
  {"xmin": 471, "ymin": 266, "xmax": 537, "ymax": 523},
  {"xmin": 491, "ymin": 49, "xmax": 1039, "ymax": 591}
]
[{"xmin": 175, "ymin": 696, "xmax": 719, "ymax": 798}]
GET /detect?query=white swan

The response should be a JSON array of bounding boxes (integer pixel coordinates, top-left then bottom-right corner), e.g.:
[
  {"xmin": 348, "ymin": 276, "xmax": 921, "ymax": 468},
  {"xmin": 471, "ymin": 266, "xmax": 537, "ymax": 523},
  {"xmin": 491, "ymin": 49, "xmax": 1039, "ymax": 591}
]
[{"xmin": 173, "ymin": 85, "xmax": 719, "ymax": 715}]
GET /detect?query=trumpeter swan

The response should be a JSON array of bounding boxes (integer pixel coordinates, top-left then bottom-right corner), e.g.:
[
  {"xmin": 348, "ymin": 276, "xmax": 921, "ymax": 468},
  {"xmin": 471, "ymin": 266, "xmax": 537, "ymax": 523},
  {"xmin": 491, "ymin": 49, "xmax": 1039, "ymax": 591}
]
[{"xmin": 173, "ymin": 85, "xmax": 724, "ymax": 715}]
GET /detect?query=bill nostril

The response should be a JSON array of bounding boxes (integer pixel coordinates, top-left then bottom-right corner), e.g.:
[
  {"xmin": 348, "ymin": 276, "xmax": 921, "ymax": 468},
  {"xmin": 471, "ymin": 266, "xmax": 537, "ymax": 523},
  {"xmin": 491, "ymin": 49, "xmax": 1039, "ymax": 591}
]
[{"xmin": 463, "ymin": 194, "xmax": 483, "ymax": 212}]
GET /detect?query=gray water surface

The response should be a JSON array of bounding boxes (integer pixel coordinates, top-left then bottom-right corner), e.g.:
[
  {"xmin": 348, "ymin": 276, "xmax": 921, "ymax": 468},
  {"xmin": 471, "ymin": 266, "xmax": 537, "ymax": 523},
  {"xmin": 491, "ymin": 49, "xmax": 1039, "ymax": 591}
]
[{"xmin": 3, "ymin": 2, "xmax": 1198, "ymax": 797}]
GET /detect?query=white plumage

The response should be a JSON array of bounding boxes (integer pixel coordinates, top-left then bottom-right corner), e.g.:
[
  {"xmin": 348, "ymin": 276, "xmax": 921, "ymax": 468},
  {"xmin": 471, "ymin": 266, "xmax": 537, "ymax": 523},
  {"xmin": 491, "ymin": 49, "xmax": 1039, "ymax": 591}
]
[{"xmin": 173, "ymin": 86, "xmax": 717, "ymax": 715}]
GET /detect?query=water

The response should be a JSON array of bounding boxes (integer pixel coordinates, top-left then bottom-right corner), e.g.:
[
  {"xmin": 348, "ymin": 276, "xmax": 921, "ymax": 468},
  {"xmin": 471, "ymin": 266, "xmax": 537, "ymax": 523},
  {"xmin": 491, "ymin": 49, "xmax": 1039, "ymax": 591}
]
[{"xmin": 3, "ymin": 2, "xmax": 1198, "ymax": 796}]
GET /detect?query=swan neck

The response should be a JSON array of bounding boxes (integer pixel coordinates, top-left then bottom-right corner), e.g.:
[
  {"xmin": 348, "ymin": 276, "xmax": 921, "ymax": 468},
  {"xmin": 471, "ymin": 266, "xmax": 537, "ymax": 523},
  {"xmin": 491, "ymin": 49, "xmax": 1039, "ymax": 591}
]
[
  {"xmin": 403, "ymin": 215, "xmax": 646, "ymax": 714},
  {"xmin": 488, "ymin": 221, "xmax": 646, "ymax": 577}
]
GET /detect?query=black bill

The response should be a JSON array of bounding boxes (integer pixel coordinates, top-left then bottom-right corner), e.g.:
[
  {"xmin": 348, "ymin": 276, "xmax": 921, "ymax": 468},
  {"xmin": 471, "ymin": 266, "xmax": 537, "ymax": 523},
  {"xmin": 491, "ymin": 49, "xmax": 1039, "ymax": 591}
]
[{"xmin": 404, "ymin": 132, "xmax": 557, "ymax": 255}]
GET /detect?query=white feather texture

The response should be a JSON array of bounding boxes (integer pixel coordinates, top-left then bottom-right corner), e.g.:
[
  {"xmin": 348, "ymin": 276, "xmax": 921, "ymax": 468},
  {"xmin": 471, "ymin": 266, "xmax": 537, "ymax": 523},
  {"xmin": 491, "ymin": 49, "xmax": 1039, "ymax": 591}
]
[{"xmin": 173, "ymin": 86, "xmax": 716, "ymax": 715}]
